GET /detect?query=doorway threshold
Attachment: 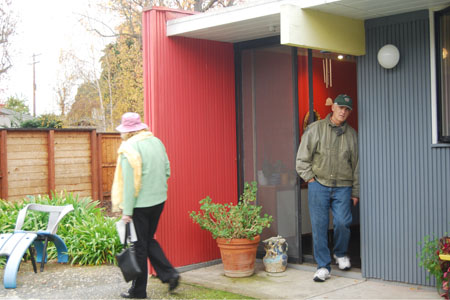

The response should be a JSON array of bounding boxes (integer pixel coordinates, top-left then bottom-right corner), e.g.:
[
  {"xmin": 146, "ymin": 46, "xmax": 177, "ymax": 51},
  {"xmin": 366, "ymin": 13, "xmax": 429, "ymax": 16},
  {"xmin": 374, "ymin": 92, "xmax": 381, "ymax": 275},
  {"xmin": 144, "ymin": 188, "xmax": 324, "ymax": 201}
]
[{"xmin": 288, "ymin": 262, "xmax": 363, "ymax": 280}]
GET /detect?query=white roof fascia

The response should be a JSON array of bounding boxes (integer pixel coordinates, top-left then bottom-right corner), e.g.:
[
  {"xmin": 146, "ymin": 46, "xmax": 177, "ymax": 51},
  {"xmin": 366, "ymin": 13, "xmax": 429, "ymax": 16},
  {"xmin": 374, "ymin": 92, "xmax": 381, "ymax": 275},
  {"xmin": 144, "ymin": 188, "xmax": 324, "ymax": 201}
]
[
  {"xmin": 166, "ymin": 0, "xmax": 340, "ymax": 37},
  {"xmin": 167, "ymin": 0, "xmax": 283, "ymax": 37}
]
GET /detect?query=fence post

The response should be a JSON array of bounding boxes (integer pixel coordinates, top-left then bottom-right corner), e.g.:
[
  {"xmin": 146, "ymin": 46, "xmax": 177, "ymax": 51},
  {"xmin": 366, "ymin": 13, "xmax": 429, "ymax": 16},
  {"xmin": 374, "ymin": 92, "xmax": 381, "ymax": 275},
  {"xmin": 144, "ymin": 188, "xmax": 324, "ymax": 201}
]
[
  {"xmin": 97, "ymin": 133, "xmax": 104, "ymax": 202},
  {"xmin": 90, "ymin": 130, "xmax": 99, "ymax": 201},
  {"xmin": 0, "ymin": 130, "xmax": 7, "ymax": 200},
  {"xmin": 48, "ymin": 130, "xmax": 55, "ymax": 197}
]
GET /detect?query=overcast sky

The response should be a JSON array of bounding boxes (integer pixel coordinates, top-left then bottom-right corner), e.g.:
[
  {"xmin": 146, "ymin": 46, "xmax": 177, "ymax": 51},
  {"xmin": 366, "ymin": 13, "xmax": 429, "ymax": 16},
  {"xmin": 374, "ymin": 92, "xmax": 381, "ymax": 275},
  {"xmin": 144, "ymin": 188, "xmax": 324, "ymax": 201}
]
[{"xmin": 2, "ymin": 0, "xmax": 118, "ymax": 116}]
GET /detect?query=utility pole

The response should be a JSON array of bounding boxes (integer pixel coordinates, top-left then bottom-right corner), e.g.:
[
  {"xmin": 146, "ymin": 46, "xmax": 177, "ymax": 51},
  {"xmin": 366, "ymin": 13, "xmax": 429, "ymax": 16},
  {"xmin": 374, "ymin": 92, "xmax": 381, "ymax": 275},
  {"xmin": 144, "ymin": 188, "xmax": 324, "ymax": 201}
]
[{"xmin": 31, "ymin": 54, "xmax": 41, "ymax": 117}]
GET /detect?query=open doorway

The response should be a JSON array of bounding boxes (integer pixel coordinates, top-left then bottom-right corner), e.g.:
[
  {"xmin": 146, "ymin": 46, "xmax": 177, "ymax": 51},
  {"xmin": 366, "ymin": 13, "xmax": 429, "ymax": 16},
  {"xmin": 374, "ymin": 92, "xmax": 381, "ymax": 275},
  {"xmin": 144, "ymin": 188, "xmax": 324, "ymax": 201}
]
[
  {"xmin": 297, "ymin": 48, "xmax": 360, "ymax": 269},
  {"xmin": 237, "ymin": 40, "xmax": 360, "ymax": 268}
]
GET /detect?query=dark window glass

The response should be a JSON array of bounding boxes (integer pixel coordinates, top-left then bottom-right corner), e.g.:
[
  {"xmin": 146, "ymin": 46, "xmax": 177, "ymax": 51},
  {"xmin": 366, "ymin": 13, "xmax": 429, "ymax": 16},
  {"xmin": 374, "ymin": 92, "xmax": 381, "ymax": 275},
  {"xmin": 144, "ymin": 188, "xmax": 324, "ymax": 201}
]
[{"xmin": 436, "ymin": 7, "xmax": 450, "ymax": 142}]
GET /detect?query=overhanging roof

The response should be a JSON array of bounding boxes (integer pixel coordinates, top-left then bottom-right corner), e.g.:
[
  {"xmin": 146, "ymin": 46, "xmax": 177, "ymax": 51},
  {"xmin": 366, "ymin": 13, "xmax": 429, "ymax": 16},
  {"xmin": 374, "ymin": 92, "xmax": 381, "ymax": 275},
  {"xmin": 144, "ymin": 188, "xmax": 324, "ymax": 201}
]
[
  {"xmin": 166, "ymin": 0, "xmax": 322, "ymax": 43},
  {"xmin": 167, "ymin": 0, "xmax": 450, "ymax": 48}
]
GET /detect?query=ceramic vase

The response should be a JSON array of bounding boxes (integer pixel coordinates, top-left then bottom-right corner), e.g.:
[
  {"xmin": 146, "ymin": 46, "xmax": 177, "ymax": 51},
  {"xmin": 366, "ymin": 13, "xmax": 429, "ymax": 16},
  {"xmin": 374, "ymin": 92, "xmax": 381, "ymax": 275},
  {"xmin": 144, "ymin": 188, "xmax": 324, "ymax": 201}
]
[{"xmin": 262, "ymin": 236, "xmax": 288, "ymax": 273}]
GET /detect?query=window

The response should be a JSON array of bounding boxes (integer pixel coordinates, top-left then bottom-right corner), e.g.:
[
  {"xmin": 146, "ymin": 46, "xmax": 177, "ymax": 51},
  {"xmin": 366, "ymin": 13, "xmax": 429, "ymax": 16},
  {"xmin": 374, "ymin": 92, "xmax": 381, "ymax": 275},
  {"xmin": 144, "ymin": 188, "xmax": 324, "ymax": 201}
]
[{"xmin": 436, "ymin": 7, "xmax": 450, "ymax": 143}]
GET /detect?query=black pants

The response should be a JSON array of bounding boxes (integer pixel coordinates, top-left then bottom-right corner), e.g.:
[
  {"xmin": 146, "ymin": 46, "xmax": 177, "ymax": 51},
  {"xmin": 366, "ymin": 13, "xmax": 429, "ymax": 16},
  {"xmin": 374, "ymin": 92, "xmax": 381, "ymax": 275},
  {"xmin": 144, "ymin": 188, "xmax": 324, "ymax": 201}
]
[{"xmin": 130, "ymin": 202, "xmax": 177, "ymax": 297}]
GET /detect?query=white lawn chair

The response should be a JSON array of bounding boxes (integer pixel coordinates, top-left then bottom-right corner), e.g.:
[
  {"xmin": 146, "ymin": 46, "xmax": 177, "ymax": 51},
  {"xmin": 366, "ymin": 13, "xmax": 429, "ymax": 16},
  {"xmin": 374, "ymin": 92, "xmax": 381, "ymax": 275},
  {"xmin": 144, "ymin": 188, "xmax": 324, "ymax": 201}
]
[{"xmin": 0, "ymin": 204, "xmax": 73, "ymax": 288}]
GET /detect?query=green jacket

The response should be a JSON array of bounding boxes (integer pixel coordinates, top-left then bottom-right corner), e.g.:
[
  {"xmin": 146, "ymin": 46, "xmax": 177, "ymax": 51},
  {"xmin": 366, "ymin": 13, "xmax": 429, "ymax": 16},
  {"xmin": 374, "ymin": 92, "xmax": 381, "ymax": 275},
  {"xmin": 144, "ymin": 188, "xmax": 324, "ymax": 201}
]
[
  {"xmin": 296, "ymin": 113, "xmax": 359, "ymax": 198},
  {"xmin": 121, "ymin": 135, "xmax": 171, "ymax": 216}
]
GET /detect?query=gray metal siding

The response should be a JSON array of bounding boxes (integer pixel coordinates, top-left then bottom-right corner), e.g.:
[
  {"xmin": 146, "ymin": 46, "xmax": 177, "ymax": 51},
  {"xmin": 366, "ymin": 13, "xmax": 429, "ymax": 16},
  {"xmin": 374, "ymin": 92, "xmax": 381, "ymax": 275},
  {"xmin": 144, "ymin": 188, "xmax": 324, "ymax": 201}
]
[{"xmin": 358, "ymin": 10, "xmax": 450, "ymax": 285}]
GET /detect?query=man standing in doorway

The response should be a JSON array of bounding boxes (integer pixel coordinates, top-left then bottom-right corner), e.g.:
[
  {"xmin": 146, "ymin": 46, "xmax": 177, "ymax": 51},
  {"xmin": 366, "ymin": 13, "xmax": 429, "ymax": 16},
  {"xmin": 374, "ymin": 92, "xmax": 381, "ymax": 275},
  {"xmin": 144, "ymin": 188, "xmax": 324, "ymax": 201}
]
[{"xmin": 296, "ymin": 94, "xmax": 359, "ymax": 282}]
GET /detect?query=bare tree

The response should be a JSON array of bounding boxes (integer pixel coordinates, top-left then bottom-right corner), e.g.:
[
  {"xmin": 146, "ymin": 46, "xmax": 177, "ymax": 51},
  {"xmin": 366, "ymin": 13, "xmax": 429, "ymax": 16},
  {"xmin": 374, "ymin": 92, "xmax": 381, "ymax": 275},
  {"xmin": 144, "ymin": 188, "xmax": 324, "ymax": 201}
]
[
  {"xmin": 0, "ymin": 0, "xmax": 16, "ymax": 78},
  {"xmin": 78, "ymin": 45, "xmax": 108, "ymax": 130},
  {"xmin": 71, "ymin": 0, "xmax": 244, "ymax": 130},
  {"xmin": 54, "ymin": 51, "xmax": 81, "ymax": 116},
  {"xmin": 102, "ymin": 52, "xmax": 114, "ymax": 130},
  {"xmin": 81, "ymin": 0, "xmax": 243, "ymax": 42}
]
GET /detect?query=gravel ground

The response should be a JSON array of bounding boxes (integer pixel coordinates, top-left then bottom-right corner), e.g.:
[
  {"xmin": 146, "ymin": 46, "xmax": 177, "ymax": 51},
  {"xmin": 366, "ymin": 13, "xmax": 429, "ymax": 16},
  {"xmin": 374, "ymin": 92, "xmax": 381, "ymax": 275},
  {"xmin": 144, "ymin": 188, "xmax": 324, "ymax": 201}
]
[{"xmin": 0, "ymin": 261, "xmax": 198, "ymax": 300}]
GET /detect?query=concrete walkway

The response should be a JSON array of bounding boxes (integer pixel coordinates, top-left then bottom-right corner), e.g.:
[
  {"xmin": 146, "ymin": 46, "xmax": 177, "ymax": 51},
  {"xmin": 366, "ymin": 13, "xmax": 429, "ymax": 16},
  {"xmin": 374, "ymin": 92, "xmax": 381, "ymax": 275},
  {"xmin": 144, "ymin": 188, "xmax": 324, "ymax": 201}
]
[
  {"xmin": 0, "ymin": 260, "xmax": 442, "ymax": 299},
  {"xmin": 181, "ymin": 261, "xmax": 441, "ymax": 299}
]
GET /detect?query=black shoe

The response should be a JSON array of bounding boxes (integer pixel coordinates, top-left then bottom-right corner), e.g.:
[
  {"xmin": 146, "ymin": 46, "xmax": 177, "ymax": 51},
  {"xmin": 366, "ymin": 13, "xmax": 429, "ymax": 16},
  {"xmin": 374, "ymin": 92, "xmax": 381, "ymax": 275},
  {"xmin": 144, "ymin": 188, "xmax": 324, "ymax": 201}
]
[
  {"xmin": 120, "ymin": 291, "xmax": 146, "ymax": 299},
  {"xmin": 168, "ymin": 274, "xmax": 180, "ymax": 292}
]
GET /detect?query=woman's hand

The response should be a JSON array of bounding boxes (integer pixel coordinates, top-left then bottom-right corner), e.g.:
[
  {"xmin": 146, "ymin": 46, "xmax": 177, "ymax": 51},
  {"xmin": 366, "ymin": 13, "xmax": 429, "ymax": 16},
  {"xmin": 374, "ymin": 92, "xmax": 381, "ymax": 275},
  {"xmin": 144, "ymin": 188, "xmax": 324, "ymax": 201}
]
[{"xmin": 122, "ymin": 215, "xmax": 132, "ymax": 223}]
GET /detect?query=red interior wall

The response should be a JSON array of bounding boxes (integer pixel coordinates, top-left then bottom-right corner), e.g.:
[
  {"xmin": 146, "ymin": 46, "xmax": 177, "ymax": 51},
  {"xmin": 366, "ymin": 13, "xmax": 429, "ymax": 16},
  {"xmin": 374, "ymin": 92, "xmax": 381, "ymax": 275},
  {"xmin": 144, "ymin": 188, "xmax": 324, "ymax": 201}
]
[
  {"xmin": 298, "ymin": 55, "xmax": 358, "ymax": 137},
  {"xmin": 142, "ymin": 8, "xmax": 237, "ymax": 267}
]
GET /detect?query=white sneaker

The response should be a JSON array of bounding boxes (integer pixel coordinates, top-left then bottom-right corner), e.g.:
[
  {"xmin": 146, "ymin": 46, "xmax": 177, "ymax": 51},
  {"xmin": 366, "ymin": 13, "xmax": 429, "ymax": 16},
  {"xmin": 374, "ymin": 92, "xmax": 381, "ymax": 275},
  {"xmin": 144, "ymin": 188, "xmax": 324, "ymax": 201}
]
[
  {"xmin": 333, "ymin": 254, "xmax": 351, "ymax": 270},
  {"xmin": 313, "ymin": 268, "xmax": 331, "ymax": 282}
]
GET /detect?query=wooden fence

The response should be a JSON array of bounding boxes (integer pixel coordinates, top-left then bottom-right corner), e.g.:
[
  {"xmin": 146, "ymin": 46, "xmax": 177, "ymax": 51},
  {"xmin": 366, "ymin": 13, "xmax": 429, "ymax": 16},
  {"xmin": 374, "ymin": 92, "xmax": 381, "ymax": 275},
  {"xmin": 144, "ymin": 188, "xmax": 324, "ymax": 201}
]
[{"xmin": 0, "ymin": 129, "xmax": 121, "ymax": 203}]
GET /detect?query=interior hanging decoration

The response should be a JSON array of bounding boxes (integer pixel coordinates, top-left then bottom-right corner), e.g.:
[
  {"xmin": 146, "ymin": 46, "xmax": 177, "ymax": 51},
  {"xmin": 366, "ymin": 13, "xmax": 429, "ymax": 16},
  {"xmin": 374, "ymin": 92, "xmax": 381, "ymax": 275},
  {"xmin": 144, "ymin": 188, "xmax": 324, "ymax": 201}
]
[{"xmin": 322, "ymin": 57, "xmax": 332, "ymax": 88}]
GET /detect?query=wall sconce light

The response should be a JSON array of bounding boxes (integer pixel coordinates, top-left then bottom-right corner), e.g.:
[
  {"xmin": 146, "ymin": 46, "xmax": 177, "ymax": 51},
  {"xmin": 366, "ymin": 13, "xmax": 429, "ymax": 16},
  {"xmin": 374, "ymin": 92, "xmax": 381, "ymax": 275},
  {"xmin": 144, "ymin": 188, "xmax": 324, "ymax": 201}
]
[{"xmin": 377, "ymin": 44, "xmax": 400, "ymax": 69}]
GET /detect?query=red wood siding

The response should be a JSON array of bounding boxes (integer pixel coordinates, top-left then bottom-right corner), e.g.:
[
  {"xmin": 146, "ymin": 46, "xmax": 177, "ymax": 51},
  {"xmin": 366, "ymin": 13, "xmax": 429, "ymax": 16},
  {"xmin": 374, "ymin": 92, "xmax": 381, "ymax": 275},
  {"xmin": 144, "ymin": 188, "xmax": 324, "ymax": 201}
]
[{"xmin": 142, "ymin": 8, "xmax": 237, "ymax": 267}]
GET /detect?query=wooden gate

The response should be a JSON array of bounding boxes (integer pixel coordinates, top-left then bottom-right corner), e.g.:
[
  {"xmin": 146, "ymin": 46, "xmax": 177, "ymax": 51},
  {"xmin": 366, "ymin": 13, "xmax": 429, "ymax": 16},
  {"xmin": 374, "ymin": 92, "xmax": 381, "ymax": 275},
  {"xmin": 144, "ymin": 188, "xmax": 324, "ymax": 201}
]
[{"xmin": 97, "ymin": 133, "xmax": 122, "ymax": 202}]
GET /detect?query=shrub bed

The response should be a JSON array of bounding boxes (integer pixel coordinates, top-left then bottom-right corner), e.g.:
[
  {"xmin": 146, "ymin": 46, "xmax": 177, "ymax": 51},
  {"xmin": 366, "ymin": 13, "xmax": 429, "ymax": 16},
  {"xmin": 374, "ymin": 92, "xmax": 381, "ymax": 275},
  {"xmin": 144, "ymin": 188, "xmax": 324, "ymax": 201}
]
[{"xmin": 0, "ymin": 192, "xmax": 121, "ymax": 267}]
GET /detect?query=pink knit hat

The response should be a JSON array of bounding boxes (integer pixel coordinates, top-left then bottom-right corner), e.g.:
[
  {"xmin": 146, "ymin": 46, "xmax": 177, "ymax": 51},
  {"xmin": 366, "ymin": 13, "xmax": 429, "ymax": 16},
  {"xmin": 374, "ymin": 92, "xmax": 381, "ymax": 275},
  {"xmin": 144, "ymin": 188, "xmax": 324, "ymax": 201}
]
[{"xmin": 116, "ymin": 112, "xmax": 148, "ymax": 133}]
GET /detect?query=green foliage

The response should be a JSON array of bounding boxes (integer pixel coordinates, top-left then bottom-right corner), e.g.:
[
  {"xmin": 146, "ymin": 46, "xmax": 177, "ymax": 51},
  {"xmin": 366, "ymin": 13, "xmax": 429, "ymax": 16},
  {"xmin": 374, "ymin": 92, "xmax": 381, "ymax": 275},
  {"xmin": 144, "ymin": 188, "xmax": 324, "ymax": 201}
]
[
  {"xmin": 20, "ymin": 114, "xmax": 63, "ymax": 128},
  {"xmin": 99, "ymin": 35, "xmax": 144, "ymax": 130},
  {"xmin": 419, "ymin": 234, "xmax": 450, "ymax": 296},
  {"xmin": 19, "ymin": 119, "xmax": 43, "ymax": 128},
  {"xmin": 189, "ymin": 182, "xmax": 273, "ymax": 240},
  {"xmin": 67, "ymin": 81, "xmax": 102, "ymax": 127},
  {"xmin": 0, "ymin": 192, "xmax": 120, "ymax": 267},
  {"xmin": 419, "ymin": 235, "xmax": 442, "ymax": 291},
  {"xmin": 4, "ymin": 96, "xmax": 30, "ymax": 114}
]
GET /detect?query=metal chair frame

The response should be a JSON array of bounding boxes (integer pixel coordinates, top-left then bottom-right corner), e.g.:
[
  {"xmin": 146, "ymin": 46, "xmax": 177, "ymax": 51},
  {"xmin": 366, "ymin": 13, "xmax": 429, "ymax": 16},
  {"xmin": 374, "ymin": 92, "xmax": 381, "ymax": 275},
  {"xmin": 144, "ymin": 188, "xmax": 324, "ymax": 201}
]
[{"xmin": 0, "ymin": 204, "xmax": 73, "ymax": 288}]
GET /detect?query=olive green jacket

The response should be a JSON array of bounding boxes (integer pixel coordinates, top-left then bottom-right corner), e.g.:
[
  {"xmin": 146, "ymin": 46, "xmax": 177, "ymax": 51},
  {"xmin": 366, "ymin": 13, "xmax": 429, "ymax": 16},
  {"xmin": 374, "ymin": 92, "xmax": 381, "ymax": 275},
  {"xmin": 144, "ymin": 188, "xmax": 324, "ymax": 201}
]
[{"xmin": 296, "ymin": 113, "xmax": 359, "ymax": 198}]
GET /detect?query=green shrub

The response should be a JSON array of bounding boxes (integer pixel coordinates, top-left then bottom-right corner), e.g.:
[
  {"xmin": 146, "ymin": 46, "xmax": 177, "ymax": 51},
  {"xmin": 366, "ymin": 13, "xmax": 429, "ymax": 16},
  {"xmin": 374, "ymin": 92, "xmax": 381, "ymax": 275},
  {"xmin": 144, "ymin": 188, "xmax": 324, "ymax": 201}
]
[
  {"xmin": 189, "ymin": 181, "xmax": 273, "ymax": 240},
  {"xmin": 20, "ymin": 114, "xmax": 63, "ymax": 128},
  {"xmin": 419, "ymin": 235, "xmax": 444, "ymax": 292},
  {"xmin": 0, "ymin": 192, "xmax": 121, "ymax": 267}
]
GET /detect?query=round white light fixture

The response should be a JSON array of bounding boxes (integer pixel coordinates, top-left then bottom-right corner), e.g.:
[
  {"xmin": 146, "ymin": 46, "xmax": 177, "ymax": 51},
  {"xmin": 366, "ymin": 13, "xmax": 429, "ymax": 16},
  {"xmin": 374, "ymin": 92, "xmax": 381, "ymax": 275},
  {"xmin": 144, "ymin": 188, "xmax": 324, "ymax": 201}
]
[{"xmin": 377, "ymin": 44, "xmax": 400, "ymax": 69}]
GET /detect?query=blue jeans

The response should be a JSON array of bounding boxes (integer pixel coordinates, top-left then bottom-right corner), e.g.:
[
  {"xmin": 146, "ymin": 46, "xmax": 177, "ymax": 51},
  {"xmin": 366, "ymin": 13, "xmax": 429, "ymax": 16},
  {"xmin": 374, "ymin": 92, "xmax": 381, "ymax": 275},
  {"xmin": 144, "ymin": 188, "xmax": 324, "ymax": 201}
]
[{"xmin": 308, "ymin": 181, "xmax": 352, "ymax": 271}]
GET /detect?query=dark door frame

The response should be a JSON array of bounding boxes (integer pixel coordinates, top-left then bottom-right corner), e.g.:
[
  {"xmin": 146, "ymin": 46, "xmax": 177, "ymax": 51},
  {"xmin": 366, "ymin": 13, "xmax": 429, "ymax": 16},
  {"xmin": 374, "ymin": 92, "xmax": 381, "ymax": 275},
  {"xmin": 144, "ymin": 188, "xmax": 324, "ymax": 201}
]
[{"xmin": 234, "ymin": 36, "xmax": 304, "ymax": 263}]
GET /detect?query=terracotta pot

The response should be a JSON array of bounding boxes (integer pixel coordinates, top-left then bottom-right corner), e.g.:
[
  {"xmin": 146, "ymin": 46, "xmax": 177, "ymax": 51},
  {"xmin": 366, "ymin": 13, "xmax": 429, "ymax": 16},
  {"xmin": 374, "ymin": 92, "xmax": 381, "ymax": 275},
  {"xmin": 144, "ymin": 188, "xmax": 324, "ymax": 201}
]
[{"xmin": 216, "ymin": 235, "xmax": 260, "ymax": 277}]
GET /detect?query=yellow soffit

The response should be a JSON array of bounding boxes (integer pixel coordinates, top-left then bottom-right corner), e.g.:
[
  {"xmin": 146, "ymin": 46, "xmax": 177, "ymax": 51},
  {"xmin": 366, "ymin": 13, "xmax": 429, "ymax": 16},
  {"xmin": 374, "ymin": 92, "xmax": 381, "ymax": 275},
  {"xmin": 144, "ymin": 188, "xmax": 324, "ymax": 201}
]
[{"xmin": 280, "ymin": 4, "xmax": 365, "ymax": 56}]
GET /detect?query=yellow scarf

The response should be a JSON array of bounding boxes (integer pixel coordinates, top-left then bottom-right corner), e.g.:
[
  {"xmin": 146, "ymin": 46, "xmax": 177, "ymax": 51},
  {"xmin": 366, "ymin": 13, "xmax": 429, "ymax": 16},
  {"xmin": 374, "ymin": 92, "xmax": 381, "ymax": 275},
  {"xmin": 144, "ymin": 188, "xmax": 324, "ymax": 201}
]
[{"xmin": 111, "ymin": 131, "xmax": 153, "ymax": 212}]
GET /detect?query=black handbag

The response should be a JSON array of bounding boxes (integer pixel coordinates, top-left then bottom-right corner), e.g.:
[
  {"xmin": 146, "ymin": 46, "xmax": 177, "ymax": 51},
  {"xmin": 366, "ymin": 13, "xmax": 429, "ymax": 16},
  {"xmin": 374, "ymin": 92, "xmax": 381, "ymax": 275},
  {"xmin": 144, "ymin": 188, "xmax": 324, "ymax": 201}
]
[{"xmin": 116, "ymin": 222, "xmax": 142, "ymax": 282}]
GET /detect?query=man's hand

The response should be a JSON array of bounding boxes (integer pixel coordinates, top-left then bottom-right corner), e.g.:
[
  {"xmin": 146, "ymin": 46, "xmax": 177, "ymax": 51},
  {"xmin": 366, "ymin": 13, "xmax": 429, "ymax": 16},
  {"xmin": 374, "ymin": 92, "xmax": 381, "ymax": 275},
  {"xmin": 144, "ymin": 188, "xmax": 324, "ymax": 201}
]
[
  {"xmin": 308, "ymin": 178, "xmax": 315, "ymax": 183},
  {"xmin": 122, "ymin": 215, "xmax": 132, "ymax": 223},
  {"xmin": 351, "ymin": 197, "xmax": 359, "ymax": 206}
]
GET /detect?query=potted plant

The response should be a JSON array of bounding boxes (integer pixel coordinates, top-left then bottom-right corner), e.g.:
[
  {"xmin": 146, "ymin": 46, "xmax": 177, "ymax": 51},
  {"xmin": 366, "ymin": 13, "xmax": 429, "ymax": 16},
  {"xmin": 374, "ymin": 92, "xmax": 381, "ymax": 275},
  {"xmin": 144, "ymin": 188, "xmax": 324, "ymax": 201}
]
[
  {"xmin": 419, "ymin": 235, "xmax": 450, "ymax": 298},
  {"xmin": 189, "ymin": 181, "xmax": 273, "ymax": 277},
  {"xmin": 439, "ymin": 237, "xmax": 450, "ymax": 299}
]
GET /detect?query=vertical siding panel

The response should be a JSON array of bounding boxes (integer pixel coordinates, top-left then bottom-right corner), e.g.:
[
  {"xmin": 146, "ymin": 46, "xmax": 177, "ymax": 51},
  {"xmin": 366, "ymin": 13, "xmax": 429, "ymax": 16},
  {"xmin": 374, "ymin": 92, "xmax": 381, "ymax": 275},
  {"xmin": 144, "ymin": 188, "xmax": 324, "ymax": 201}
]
[
  {"xmin": 359, "ymin": 10, "xmax": 450, "ymax": 285},
  {"xmin": 142, "ymin": 8, "xmax": 237, "ymax": 268}
]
